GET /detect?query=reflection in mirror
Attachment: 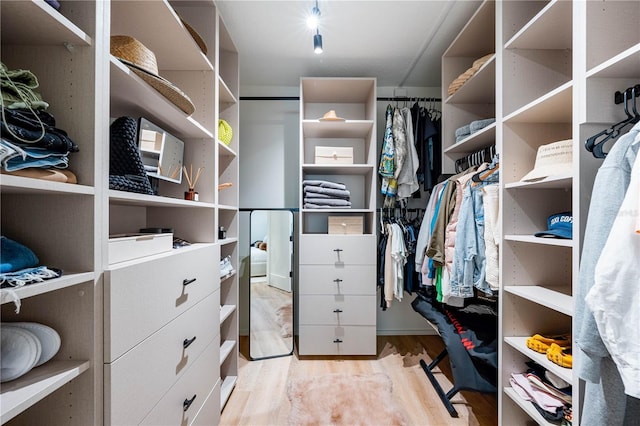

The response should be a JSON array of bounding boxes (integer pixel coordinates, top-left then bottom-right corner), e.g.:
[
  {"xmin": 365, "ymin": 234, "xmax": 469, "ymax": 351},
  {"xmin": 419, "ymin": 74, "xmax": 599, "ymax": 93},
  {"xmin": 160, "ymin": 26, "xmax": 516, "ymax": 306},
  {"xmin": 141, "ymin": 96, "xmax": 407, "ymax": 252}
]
[{"xmin": 249, "ymin": 210, "xmax": 294, "ymax": 360}]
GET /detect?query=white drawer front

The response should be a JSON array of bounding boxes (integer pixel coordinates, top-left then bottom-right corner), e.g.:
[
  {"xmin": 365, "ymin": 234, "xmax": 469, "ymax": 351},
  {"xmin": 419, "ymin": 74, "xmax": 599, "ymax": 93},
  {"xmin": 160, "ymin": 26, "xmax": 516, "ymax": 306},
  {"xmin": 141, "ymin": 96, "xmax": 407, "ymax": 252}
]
[
  {"xmin": 298, "ymin": 265, "xmax": 376, "ymax": 295},
  {"xmin": 190, "ymin": 379, "xmax": 221, "ymax": 426},
  {"xmin": 298, "ymin": 325, "xmax": 376, "ymax": 355},
  {"xmin": 299, "ymin": 235, "xmax": 375, "ymax": 265},
  {"xmin": 106, "ymin": 292, "xmax": 220, "ymax": 426},
  {"xmin": 140, "ymin": 339, "xmax": 221, "ymax": 426},
  {"xmin": 299, "ymin": 295, "xmax": 376, "ymax": 325},
  {"xmin": 105, "ymin": 244, "xmax": 220, "ymax": 361}
]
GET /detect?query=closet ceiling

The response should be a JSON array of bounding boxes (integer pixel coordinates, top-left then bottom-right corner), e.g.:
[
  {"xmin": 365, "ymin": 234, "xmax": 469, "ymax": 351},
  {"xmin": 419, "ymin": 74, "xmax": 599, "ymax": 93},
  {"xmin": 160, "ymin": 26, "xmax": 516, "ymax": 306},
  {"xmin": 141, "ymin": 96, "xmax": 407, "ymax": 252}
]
[{"xmin": 216, "ymin": 0, "xmax": 481, "ymax": 89}]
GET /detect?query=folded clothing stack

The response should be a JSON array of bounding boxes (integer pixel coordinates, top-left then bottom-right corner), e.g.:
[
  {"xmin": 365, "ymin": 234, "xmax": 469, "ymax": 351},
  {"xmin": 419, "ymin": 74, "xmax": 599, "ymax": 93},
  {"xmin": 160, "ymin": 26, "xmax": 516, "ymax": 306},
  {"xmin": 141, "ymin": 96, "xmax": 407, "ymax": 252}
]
[
  {"xmin": 447, "ymin": 53, "xmax": 494, "ymax": 97},
  {"xmin": 303, "ymin": 179, "xmax": 351, "ymax": 209},
  {"xmin": 1, "ymin": 236, "xmax": 61, "ymax": 289},
  {"xmin": 455, "ymin": 118, "xmax": 496, "ymax": 143}
]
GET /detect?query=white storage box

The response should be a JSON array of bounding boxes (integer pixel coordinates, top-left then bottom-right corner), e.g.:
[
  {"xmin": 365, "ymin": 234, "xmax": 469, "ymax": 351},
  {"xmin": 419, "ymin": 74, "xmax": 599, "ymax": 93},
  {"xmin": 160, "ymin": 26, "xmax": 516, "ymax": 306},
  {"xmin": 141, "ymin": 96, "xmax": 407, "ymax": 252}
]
[
  {"xmin": 108, "ymin": 233, "xmax": 173, "ymax": 264},
  {"xmin": 328, "ymin": 216, "xmax": 364, "ymax": 234},
  {"xmin": 315, "ymin": 146, "xmax": 354, "ymax": 164}
]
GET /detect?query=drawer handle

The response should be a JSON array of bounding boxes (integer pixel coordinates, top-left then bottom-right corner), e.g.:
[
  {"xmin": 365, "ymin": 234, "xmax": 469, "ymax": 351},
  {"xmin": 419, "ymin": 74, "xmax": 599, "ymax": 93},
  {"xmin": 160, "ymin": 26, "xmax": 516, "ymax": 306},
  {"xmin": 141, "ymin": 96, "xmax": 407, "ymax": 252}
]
[
  {"xmin": 183, "ymin": 336, "xmax": 197, "ymax": 349},
  {"xmin": 333, "ymin": 338, "xmax": 343, "ymax": 344},
  {"xmin": 183, "ymin": 394, "xmax": 197, "ymax": 412},
  {"xmin": 333, "ymin": 248, "xmax": 343, "ymax": 253},
  {"xmin": 183, "ymin": 278, "xmax": 197, "ymax": 286},
  {"xmin": 333, "ymin": 278, "xmax": 343, "ymax": 284},
  {"xmin": 333, "ymin": 309, "xmax": 343, "ymax": 313}
]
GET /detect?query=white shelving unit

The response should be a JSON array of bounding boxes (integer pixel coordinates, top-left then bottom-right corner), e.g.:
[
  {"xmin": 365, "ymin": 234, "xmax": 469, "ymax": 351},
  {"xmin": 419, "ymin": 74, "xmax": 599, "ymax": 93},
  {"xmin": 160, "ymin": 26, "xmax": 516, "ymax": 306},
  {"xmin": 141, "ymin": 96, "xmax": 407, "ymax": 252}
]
[{"xmin": 1, "ymin": 1, "xmax": 238, "ymax": 424}]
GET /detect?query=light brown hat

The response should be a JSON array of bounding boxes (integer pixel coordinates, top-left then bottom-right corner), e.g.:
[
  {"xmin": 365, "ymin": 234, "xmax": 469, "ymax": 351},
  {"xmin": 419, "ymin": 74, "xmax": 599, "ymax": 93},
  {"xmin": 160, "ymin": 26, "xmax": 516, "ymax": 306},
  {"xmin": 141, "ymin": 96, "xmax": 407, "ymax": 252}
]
[
  {"xmin": 180, "ymin": 17, "xmax": 208, "ymax": 55},
  {"xmin": 110, "ymin": 35, "xmax": 195, "ymax": 115},
  {"xmin": 319, "ymin": 110, "xmax": 345, "ymax": 121},
  {"xmin": 520, "ymin": 139, "xmax": 573, "ymax": 182}
]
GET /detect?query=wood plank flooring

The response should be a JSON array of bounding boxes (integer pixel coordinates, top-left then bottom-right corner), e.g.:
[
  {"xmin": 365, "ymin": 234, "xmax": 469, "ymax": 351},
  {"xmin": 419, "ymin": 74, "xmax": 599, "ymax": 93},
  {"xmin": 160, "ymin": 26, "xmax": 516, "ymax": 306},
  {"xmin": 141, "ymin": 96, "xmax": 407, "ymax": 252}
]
[{"xmin": 221, "ymin": 335, "xmax": 498, "ymax": 425}]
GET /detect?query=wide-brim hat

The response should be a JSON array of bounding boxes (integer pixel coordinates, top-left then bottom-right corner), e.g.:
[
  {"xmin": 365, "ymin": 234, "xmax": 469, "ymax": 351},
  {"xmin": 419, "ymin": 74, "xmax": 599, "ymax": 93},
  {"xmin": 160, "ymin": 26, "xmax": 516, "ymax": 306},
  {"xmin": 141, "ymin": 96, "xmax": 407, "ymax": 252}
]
[
  {"xmin": 319, "ymin": 110, "xmax": 345, "ymax": 121},
  {"xmin": 180, "ymin": 17, "xmax": 208, "ymax": 55},
  {"xmin": 521, "ymin": 139, "xmax": 573, "ymax": 182},
  {"xmin": 110, "ymin": 35, "xmax": 195, "ymax": 115}
]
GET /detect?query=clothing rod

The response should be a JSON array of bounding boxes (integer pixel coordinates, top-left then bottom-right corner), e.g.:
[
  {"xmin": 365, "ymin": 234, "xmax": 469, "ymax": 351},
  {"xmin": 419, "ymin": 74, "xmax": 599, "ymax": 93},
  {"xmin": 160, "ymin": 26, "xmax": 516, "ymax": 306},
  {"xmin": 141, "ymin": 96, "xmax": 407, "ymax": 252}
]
[
  {"xmin": 377, "ymin": 96, "xmax": 441, "ymax": 102},
  {"xmin": 239, "ymin": 96, "xmax": 442, "ymax": 102}
]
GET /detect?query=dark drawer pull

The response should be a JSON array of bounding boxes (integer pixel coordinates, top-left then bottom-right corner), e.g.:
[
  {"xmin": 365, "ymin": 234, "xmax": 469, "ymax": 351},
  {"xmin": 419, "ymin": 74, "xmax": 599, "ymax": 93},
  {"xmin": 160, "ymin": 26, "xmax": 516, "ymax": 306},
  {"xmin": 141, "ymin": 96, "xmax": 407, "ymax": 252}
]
[
  {"xmin": 333, "ymin": 248, "xmax": 343, "ymax": 253},
  {"xmin": 183, "ymin": 336, "xmax": 197, "ymax": 349},
  {"xmin": 183, "ymin": 394, "xmax": 197, "ymax": 412},
  {"xmin": 183, "ymin": 278, "xmax": 197, "ymax": 286},
  {"xmin": 333, "ymin": 339, "xmax": 343, "ymax": 344},
  {"xmin": 333, "ymin": 309, "xmax": 343, "ymax": 313},
  {"xmin": 333, "ymin": 278, "xmax": 343, "ymax": 284}
]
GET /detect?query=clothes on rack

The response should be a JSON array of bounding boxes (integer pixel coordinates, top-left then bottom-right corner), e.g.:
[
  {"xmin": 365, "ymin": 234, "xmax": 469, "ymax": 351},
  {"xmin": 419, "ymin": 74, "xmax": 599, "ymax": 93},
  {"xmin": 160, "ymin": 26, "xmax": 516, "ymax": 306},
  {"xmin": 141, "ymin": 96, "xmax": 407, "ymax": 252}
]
[
  {"xmin": 576, "ymin": 121, "xmax": 640, "ymax": 424},
  {"xmin": 411, "ymin": 101, "xmax": 441, "ymax": 192}
]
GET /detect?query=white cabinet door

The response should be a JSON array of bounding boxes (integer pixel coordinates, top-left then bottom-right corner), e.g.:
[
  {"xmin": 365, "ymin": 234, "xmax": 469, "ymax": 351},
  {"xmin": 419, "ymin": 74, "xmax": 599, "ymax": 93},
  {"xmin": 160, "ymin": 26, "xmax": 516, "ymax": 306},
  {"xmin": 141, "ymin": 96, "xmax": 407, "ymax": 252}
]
[{"xmin": 299, "ymin": 234, "xmax": 376, "ymax": 265}]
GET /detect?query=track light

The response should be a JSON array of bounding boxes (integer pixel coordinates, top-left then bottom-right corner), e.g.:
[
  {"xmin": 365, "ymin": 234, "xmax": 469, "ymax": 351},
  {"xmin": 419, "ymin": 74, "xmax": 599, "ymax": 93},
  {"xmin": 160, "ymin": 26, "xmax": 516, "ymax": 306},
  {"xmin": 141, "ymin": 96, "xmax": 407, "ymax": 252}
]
[
  {"xmin": 314, "ymin": 30, "xmax": 323, "ymax": 54},
  {"xmin": 307, "ymin": 5, "xmax": 321, "ymax": 30}
]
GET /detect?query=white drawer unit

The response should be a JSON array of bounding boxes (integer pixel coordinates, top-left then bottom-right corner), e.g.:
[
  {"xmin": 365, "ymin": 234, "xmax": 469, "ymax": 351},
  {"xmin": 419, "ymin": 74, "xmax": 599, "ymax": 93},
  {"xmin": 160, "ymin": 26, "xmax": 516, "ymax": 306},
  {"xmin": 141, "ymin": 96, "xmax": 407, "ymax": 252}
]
[
  {"xmin": 299, "ymin": 234, "xmax": 376, "ymax": 265},
  {"xmin": 298, "ymin": 325, "xmax": 377, "ymax": 356},
  {"xmin": 105, "ymin": 292, "xmax": 220, "ymax": 426},
  {"xmin": 105, "ymin": 244, "xmax": 220, "ymax": 361},
  {"xmin": 298, "ymin": 265, "xmax": 376, "ymax": 295},
  {"xmin": 299, "ymin": 295, "xmax": 376, "ymax": 325},
  {"xmin": 191, "ymin": 380, "xmax": 221, "ymax": 426}
]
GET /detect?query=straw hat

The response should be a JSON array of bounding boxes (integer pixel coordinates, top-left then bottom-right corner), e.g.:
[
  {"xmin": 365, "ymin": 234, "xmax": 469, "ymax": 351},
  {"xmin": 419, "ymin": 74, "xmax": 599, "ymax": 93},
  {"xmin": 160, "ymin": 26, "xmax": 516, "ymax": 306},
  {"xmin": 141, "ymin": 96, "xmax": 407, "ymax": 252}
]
[
  {"xmin": 319, "ymin": 110, "xmax": 345, "ymax": 121},
  {"xmin": 110, "ymin": 35, "xmax": 195, "ymax": 115},
  {"xmin": 520, "ymin": 139, "xmax": 573, "ymax": 182},
  {"xmin": 180, "ymin": 17, "xmax": 208, "ymax": 55}
]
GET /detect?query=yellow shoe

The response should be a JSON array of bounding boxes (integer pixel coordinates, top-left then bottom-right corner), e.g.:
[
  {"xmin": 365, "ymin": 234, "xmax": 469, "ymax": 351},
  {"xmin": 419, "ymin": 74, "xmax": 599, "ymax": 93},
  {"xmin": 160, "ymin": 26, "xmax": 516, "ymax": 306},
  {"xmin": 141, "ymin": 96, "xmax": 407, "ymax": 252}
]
[
  {"xmin": 526, "ymin": 334, "xmax": 571, "ymax": 354},
  {"xmin": 547, "ymin": 343, "xmax": 572, "ymax": 368}
]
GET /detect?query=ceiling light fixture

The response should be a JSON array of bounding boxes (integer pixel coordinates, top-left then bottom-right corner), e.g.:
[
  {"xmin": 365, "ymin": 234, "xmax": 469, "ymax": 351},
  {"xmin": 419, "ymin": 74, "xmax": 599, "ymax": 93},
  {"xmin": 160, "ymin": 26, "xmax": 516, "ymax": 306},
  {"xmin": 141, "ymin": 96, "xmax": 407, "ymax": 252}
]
[
  {"xmin": 306, "ymin": 2, "xmax": 321, "ymax": 30},
  {"xmin": 313, "ymin": 29, "xmax": 323, "ymax": 54}
]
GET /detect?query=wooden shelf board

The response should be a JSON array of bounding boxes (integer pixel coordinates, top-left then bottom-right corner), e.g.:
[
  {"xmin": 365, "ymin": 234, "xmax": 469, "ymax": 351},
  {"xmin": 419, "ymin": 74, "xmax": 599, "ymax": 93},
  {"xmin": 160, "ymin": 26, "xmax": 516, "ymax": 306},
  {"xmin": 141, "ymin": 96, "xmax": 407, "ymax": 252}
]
[
  {"xmin": 0, "ymin": 360, "xmax": 90, "ymax": 424},
  {"xmin": 444, "ymin": 122, "xmax": 496, "ymax": 154},
  {"xmin": 110, "ymin": 58, "xmax": 213, "ymax": 140},
  {"xmin": 445, "ymin": 56, "xmax": 496, "ymax": 105},
  {"xmin": 505, "ymin": 174, "xmax": 572, "ymax": 190},
  {"xmin": 302, "ymin": 120, "xmax": 374, "ymax": 138},
  {"xmin": 220, "ymin": 271, "xmax": 237, "ymax": 283},
  {"xmin": 1, "ymin": 175, "xmax": 94, "ymax": 196},
  {"xmin": 220, "ymin": 375, "xmax": 238, "ymax": 409},
  {"xmin": 218, "ymin": 141, "xmax": 238, "ymax": 158},
  {"xmin": 1, "ymin": 272, "xmax": 94, "ymax": 305},
  {"xmin": 504, "ymin": 235, "xmax": 574, "ymax": 248},
  {"xmin": 218, "ymin": 204, "xmax": 238, "ymax": 211},
  {"xmin": 219, "ymin": 237, "xmax": 238, "ymax": 246},
  {"xmin": 219, "ymin": 78, "xmax": 238, "ymax": 104},
  {"xmin": 301, "ymin": 78, "xmax": 375, "ymax": 103},
  {"xmin": 1, "ymin": 0, "xmax": 91, "ymax": 46},
  {"xmin": 302, "ymin": 164, "xmax": 374, "ymax": 175},
  {"xmin": 504, "ymin": 337, "xmax": 573, "ymax": 383},
  {"xmin": 444, "ymin": 0, "xmax": 495, "ymax": 57},
  {"xmin": 110, "ymin": 1, "xmax": 213, "ymax": 71},
  {"xmin": 219, "ymin": 340, "xmax": 237, "ymax": 366},
  {"xmin": 504, "ymin": 81, "xmax": 573, "ymax": 123},
  {"xmin": 504, "ymin": 387, "xmax": 556, "ymax": 425},
  {"xmin": 220, "ymin": 304, "xmax": 236, "ymax": 323},
  {"xmin": 587, "ymin": 43, "xmax": 640, "ymax": 79},
  {"xmin": 301, "ymin": 208, "xmax": 374, "ymax": 214},
  {"xmin": 504, "ymin": 0, "xmax": 572, "ymax": 50},
  {"xmin": 109, "ymin": 189, "xmax": 215, "ymax": 209},
  {"xmin": 504, "ymin": 285, "xmax": 573, "ymax": 316}
]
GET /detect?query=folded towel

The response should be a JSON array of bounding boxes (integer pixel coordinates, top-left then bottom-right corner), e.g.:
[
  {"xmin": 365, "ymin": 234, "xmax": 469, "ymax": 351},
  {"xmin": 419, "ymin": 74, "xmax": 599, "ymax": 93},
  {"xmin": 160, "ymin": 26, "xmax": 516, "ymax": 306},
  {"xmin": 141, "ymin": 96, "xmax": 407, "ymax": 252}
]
[
  {"xmin": 304, "ymin": 203, "xmax": 351, "ymax": 209},
  {"xmin": 455, "ymin": 124, "xmax": 471, "ymax": 138},
  {"xmin": 302, "ymin": 180, "xmax": 346, "ymax": 190},
  {"xmin": 1, "ymin": 236, "xmax": 39, "ymax": 274},
  {"xmin": 470, "ymin": 118, "xmax": 496, "ymax": 134},
  {"xmin": 304, "ymin": 197, "xmax": 352, "ymax": 207},
  {"xmin": 455, "ymin": 135, "xmax": 469, "ymax": 144},
  {"xmin": 304, "ymin": 185, "xmax": 351, "ymax": 199}
]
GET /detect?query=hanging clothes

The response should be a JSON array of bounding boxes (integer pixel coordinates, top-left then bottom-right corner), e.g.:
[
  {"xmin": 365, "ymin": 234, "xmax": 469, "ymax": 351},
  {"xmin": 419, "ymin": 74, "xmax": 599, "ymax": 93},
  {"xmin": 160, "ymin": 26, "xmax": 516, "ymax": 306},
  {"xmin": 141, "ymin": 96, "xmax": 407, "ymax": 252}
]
[
  {"xmin": 379, "ymin": 105, "xmax": 397, "ymax": 203},
  {"xmin": 396, "ymin": 107, "xmax": 420, "ymax": 200}
]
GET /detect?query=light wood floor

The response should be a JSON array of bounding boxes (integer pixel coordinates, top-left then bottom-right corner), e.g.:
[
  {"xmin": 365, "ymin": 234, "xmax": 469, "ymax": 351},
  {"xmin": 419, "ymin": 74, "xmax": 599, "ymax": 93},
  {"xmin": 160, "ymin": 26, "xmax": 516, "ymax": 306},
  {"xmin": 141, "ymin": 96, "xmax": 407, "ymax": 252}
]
[
  {"xmin": 221, "ymin": 335, "xmax": 498, "ymax": 425},
  {"xmin": 249, "ymin": 279, "xmax": 293, "ymax": 359}
]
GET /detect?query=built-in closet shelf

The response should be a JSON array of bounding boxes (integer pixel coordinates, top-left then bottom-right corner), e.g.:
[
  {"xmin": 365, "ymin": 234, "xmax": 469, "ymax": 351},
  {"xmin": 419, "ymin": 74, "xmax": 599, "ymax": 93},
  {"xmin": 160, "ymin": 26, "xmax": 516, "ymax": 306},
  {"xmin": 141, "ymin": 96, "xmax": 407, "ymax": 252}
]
[
  {"xmin": 586, "ymin": 43, "xmax": 640, "ymax": 79},
  {"xmin": 108, "ymin": 189, "xmax": 215, "ymax": 209},
  {"xmin": 444, "ymin": 56, "xmax": 496, "ymax": 105},
  {"xmin": 503, "ymin": 387, "xmax": 556, "ymax": 426},
  {"xmin": 504, "ymin": 337, "xmax": 573, "ymax": 383},
  {"xmin": 504, "ymin": 235, "xmax": 574, "ymax": 248},
  {"xmin": 218, "ymin": 204, "xmax": 238, "ymax": 211},
  {"xmin": 110, "ymin": 58, "xmax": 213, "ymax": 140},
  {"xmin": 0, "ymin": 0, "xmax": 91, "ymax": 46},
  {"xmin": 218, "ymin": 141, "xmax": 238, "ymax": 158},
  {"xmin": 503, "ymin": 82, "xmax": 573, "ymax": 123},
  {"xmin": 219, "ymin": 340, "xmax": 236, "ymax": 366},
  {"xmin": 220, "ymin": 375, "xmax": 237, "ymax": 407},
  {"xmin": 504, "ymin": 0, "xmax": 572, "ymax": 50},
  {"xmin": 301, "ymin": 208, "xmax": 373, "ymax": 214},
  {"xmin": 220, "ymin": 304, "xmax": 236, "ymax": 324},
  {"xmin": 0, "ymin": 359, "xmax": 90, "ymax": 424},
  {"xmin": 444, "ymin": 123, "xmax": 496, "ymax": 154},
  {"xmin": 0, "ymin": 175, "xmax": 95, "ymax": 195},
  {"xmin": 220, "ymin": 271, "xmax": 236, "ymax": 283},
  {"xmin": 504, "ymin": 286, "xmax": 573, "ymax": 316},
  {"xmin": 219, "ymin": 78, "xmax": 237, "ymax": 105},
  {"xmin": 219, "ymin": 237, "xmax": 238, "ymax": 246},
  {"xmin": 0, "ymin": 272, "xmax": 94, "ymax": 304},
  {"xmin": 302, "ymin": 120, "xmax": 374, "ymax": 138},
  {"xmin": 443, "ymin": 0, "xmax": 495, "ymax": 57},
  {"xmin": 302, "ymin": 164, "xmax": 374, "ymax": 175},
  {"xmin": 505, "ymin": 174, "xmax": 572, "ymax": 190},
  {"xmin": 110, "ymin": 1, "xmax": 212, "ymax": 71}
]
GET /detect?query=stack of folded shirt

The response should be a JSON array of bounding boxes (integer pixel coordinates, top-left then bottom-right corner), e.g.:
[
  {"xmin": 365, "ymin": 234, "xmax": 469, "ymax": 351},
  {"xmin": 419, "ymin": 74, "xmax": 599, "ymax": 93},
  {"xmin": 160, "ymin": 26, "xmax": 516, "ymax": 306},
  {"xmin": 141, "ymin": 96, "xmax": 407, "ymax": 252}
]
[
  {"xmin": 455, "ymin": 118, "xmax": 496, "ymax": 143},
  {"xmin": 447, "ymin": 53, "xmax": 494, "ymax": 97},
  {"xmin": 0, "ymin": 62, "xmax": 78, "ymax": 183},
  {"xmin": 303, "ymin": 179, "xmax": 351, "ymax": 209}
]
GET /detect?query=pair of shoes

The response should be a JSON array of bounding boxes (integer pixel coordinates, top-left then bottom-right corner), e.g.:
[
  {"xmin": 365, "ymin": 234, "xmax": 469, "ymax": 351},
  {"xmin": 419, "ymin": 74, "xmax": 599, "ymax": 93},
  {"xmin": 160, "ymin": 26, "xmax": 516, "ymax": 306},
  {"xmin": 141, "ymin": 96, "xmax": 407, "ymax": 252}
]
[
  {"xmin": 526, "ymin": 333, "xmax": 571, "ymax": 354},
  {"xmin": 547, "ymin": 343, "xmax": 572, "ymax": 368},
  {"xmin": 219, "ymin": 256, "xmax": 235, "ymax": 277}
]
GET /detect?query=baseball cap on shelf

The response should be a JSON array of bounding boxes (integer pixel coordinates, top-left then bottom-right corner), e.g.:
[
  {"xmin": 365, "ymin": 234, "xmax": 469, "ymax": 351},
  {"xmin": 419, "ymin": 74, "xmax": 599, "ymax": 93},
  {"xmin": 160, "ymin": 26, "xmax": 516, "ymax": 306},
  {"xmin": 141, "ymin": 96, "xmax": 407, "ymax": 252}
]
[{"xmin": 535, "ymin": 212, "xmax": 572, "ymax": 239}]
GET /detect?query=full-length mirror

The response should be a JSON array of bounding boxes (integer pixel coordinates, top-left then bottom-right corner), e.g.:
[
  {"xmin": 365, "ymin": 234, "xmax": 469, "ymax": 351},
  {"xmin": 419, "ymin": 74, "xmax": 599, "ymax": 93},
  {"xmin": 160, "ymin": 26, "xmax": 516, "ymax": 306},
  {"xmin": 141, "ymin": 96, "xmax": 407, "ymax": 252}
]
[{"xmin": 249, "ymin": 210, "xmax": 294, "ymax": 360}]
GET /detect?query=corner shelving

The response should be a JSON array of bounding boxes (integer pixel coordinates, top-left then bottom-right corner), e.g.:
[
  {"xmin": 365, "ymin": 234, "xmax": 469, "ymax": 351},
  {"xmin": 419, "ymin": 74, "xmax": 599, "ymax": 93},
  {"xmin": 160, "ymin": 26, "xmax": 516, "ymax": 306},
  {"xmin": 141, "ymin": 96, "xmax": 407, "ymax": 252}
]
[{"xmin": 504, "ymin": 336, "xmax": 572, "ymax": 383}]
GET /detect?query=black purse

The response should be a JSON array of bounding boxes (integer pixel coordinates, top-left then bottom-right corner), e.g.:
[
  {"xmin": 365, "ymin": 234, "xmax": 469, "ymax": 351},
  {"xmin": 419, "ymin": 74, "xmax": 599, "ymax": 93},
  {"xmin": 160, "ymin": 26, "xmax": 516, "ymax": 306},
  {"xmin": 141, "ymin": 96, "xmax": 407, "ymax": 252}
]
[{"xmin": 109, "ymin": 116, "xmax": 154, "ymax": 195}]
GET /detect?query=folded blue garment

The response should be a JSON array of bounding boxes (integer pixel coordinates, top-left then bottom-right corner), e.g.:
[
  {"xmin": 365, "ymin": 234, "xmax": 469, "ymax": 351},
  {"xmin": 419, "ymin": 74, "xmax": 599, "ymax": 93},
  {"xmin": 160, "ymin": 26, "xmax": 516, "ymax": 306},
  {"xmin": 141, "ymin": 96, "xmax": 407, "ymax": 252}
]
[
  {"xmin": 302, "ymin": 180, "xmax": 346, "ymax": 190},
  {"xmin": 1, "ymin": 139, "xmax": 69, "ymax": 171},
  {"xmin": 1, "ymin": 236, "xmax": 39, "ymax": 274},
  {"xmin": 455, "ymin": 124, "xmax": 471, "ymax": 138},
  {"xmin": 470, "ymin": 118, "xmax": 496, "ymax": 134}
]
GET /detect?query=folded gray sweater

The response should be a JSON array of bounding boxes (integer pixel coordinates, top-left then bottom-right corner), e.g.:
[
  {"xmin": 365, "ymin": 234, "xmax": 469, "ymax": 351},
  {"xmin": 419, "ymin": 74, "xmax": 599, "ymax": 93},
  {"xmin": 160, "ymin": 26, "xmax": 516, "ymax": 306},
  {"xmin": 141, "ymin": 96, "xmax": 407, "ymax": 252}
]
[
  {"xmin": 302, "ymin": 180, "xmax": 346, "ymax": 190},
  {"xmin": 304, "ymin": 185, "xmax": 351, "ymax": 199},
  {"xmin": 304, "ymin": 202, "xmax": 351, "ymax": 209},
  {"xmin": 304, "ymin": 197, "xmax": 351, "ymax": 206}
]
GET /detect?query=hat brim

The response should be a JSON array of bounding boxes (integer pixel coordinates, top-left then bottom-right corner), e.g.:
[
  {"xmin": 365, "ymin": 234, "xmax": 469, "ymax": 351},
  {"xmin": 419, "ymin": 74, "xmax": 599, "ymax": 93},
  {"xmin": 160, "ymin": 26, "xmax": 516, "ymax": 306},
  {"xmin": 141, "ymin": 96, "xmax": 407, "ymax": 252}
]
[
  {"xmin": 319, "ymin": 117, "xmax": 346, "ymax": 121},
  {"xmin": 116, "ymin": 57, "xmax": 196, "ymax": 115},
  {"xmin": 534, "ymin": 229, "xmax": 572, "ymax": 239},
  {"xmin": 520, "ymin": 164, "xmax": 572, "ymax": 182}
]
